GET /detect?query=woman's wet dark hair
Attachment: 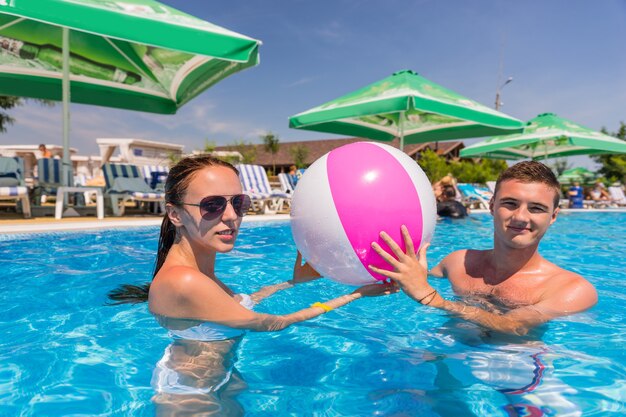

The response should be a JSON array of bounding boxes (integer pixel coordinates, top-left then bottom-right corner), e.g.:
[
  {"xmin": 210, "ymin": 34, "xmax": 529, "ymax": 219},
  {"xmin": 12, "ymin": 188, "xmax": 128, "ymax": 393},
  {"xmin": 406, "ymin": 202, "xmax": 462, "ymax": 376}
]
[{"xmin": 107, "ymin": 155, "xmax": 239, "ymax": 305}]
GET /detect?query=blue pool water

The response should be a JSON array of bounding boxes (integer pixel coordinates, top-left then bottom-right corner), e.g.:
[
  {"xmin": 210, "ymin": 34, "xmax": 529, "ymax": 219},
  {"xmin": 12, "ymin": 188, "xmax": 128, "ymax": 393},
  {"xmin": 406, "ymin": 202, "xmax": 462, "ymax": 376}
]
[{"xmin": 1, "ymin": 212, "xmax": 625, "ymax": 416}]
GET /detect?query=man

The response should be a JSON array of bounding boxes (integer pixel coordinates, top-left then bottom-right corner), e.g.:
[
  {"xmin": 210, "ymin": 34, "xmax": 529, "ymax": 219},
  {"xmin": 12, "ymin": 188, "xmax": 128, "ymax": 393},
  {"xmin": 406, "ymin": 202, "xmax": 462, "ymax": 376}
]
[
  {"xmin": 568, "ymin": 180, "xmax": 584, "ymax": 208},
  {"xmin": 38, "ymin": 144, "xmax": 52, "ymax": 158},
  {"xmin": 370, "ymin": 161, "xmax": 597, "ymax": 336}
]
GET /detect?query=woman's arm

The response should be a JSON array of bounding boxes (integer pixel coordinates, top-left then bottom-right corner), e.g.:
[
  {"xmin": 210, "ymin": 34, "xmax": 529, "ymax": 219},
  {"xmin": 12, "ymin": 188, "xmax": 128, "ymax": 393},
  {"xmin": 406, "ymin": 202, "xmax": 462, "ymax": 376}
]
[
  {"xmin": 153, "ymin": 266, "xmax": 395, "ymax": 332},
  {"xmin": 249, "ymin": 251, "xmax": 322, "ymax": 303}
]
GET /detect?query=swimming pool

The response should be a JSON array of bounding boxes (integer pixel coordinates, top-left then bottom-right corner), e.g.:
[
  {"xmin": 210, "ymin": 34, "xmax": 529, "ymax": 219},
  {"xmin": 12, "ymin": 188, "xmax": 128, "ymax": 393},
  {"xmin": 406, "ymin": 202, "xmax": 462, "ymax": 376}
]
[{"xmin": 1, "ymin": 212, "xmax": 624, "ymax": 416}]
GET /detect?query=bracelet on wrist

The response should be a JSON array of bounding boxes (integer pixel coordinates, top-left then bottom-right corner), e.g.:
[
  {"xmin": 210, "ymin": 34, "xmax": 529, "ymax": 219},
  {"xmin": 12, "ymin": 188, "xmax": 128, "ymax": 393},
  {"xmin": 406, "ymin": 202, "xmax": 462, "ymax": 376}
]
[
  {"xmin": 423, "ymin": 290, "xmax": 438, "ymax": 306},
  {"xmin": 417, "ymin": 289, "xmax": 437, "ymax": 304},
  {"xmin": 311, "ymin": 302, "xmax": 333, "ymax": 312}
]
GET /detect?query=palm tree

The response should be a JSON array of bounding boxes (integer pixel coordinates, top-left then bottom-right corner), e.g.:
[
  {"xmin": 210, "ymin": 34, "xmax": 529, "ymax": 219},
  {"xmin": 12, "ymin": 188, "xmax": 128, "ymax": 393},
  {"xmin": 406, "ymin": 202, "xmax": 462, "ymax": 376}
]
[{"xmin": 262, "ymin": 131, "xmax": 280, "ymax": 175}]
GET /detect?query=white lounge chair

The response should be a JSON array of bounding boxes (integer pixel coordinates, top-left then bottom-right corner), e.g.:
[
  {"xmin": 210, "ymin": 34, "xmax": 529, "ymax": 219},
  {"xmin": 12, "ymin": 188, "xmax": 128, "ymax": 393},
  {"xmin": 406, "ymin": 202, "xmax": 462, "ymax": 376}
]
[
  {"xmin": 277, "ymin": 173, "xmax": 296, "ymax": 194},
  {"xmin": 608, "ymin": 185, "xmax": 626, "ymax": 206},
  {"xmin": 0, "ymin": 156, "xmax": 31, "ymax": 218},
  {"xmin": 141, "ymin": 165, "xmax": 169, "ymax": 191},
  {"xmin": 457, "ymin": 183, "xmax": 493, "ymax": 209},
  {"xmin": 103, "ymin": 163, "xmax": 165, "ymax": 216},
  {"xmin": 236, "ymin": 164, "xmax": 289, "ymax": 214}
]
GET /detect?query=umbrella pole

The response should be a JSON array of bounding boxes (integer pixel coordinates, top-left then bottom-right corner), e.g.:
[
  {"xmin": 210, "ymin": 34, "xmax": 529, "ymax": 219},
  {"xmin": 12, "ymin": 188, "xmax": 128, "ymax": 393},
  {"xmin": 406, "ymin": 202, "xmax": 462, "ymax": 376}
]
[
  {"xmin": 399, "ymin": 111, "xmax": 405, "ymax": 151},
  {"xmin": 62, "ymin": 27, "xmax": 71, "ymax": 188}
]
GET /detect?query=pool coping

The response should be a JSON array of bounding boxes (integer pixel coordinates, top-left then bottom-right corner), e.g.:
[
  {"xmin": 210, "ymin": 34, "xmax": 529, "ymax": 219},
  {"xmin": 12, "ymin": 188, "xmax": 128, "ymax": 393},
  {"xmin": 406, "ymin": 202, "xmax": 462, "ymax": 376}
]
[
  {"xmin": 0, "ymin": 214, "xmax": 292, "ymax": 234},
  {"xmin": 0, "ymin": 208, "xmax": 624, "ymax": 234}
]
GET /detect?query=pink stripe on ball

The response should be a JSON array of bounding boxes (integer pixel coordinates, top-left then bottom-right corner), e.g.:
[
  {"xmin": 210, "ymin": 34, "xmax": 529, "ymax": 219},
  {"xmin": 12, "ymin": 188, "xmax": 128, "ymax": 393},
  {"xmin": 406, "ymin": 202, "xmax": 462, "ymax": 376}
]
[{"xmin": 327, "ymin": 142, "xmax": 424, "ymax": 280}]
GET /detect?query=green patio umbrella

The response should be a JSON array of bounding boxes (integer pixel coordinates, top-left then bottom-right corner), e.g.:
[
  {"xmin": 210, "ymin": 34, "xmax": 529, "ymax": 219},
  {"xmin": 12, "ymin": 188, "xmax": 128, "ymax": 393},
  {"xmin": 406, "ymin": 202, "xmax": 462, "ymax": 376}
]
[
  {"xmin": 558, "ymin": 167, "xmax": 596, "ymax": 186},
  {"xmin": 460, "ymin": 113, "xmax": 626, "ymax": 161},
  {"xmin": 0, "ymin": 0, "xmax": 260, "ymax": 185},
  {"xmin": 288, "ymin": 70, "xmax": 524, "ymax": 150}
]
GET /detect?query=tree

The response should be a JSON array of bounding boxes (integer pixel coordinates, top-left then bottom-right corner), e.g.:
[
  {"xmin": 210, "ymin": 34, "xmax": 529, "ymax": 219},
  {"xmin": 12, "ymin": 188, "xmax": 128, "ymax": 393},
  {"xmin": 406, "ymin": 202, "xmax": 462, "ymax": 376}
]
[
  {"xmin": 290, "ymin": 144, "xmax": 309, "ymax": 168},
  {"xmin": 233, "ymin": 140, "xmax": 257, "ymax": 164},
  {"xmin": 551, "ymin": 158, "xmax": 572, "ymax": 177},
  {"xmin": 593, "ymin": 123, "xmax": 626, "ymax": 184},
  {"xmin": 417, "ymin": 148, "xmax": 508, "ymax": 184},
  {"xmin": 416, "ymin": 149, "xmax": 449, "ymax": 183},
  {"xmin": 0, "ymin": 96, "xmax": 55, "ymax": 133},
  {"xmin": 0, "ymin": 96, "xmax": 23, "ymax": 132},
  {"xmin": 261, "ymin": 131, "xmax": 280, "ymax": 175}
]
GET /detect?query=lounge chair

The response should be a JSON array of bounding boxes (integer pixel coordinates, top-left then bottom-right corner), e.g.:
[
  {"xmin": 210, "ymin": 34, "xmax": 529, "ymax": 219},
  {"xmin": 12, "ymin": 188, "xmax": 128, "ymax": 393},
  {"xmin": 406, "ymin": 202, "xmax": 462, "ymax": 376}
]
[
  {"xmin": 102, "ymin": 163, "xmax": 165, "ymax": 216},
  {"xmin": 33, "ymin": 157, "xmax": 64, "ymax": 204},
  {"xmin": 457, "ymin": 183, "xmax": 493, "ymax": 209},
  {"xmin": 277, "ymin": 173, "xmax": 297, "ymax": 194},
  {"xmin": 608, "ymin": 185, "xmax": 626, "ymax": 206},
  {"xmin": 0, "ymin": 156, "xmax": 31, "ymax": 218},
  {"xmin": 236, "ymin": 164, "xmax": 290, "ymax": 214},
  {"xmin": 141, "ymin": 165, "xmax": 169, "ymax": 191}
]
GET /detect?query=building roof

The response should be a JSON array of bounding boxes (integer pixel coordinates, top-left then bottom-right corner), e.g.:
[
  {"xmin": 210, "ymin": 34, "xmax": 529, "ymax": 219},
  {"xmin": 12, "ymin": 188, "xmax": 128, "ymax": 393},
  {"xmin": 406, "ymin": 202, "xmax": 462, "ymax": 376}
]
[{"xmin": 215, "ymin": 138, "xmax": 464, "ymax": 166}]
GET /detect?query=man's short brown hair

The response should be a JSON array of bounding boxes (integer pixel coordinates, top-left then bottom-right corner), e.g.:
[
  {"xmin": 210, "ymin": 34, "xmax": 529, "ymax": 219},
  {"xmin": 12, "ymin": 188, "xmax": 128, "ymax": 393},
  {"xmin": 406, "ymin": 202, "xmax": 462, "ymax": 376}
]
[{"xmin": 494, "ymin": 161, "xmax": 561, "ymax": 209}]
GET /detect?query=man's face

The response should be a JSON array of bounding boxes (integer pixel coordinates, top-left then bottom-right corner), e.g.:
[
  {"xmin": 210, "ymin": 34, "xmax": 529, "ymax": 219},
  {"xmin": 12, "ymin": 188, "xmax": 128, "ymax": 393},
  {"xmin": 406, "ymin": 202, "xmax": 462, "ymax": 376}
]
[{"xmin": 490, "ymin": 179, "xmax": 559, "ymax": 249}]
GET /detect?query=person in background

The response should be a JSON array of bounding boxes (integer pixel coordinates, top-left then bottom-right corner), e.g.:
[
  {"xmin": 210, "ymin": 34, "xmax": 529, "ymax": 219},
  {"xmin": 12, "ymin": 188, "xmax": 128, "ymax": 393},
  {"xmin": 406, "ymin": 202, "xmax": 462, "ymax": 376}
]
[
  {"xmin": 436, "ymin": 185, "xmax": 468, "ymax": 219},
  {"xmin": 288, "ymin": 164, "xmax": 300, "ymax": 186},
  {"xmin": 38, "ymin": 144, "xmax": 52, "ymax": 158},
  {"xmin": 568, "ymin": 181, "xmax": 584, "ymax": 208},
  {"xmin": 433, "ymin": 174, "xmax": 461, "ymax": 202},
  {"xmin": 588, "ymin": 180, "xmax": 610, "ymax": 204}
]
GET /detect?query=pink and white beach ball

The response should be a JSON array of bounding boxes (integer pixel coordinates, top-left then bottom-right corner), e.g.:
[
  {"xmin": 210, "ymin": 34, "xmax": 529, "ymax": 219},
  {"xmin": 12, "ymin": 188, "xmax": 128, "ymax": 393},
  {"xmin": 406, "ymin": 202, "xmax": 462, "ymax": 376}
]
[{"xmin": 290, "ymin": 142, "xmax": 437, "ymax": 285}]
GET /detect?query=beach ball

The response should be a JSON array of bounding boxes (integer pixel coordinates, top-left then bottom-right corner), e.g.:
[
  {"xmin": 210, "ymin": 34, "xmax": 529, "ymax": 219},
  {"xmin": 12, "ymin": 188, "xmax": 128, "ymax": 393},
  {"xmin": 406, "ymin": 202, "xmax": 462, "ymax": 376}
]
[{"xmin": 290, "ymin": 142, "xmax": 436, "ymax": 285}]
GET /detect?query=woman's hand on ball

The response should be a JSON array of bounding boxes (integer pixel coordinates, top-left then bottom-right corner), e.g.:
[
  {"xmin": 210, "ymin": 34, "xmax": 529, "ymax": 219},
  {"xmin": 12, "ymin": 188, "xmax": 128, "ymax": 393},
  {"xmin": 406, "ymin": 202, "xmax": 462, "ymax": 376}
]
[
  {"xmin": 291, "ymin": 251, "xmax": 323, "ymax": 284},
  {"xmin": 368, "ymin": 225, "xmax": 433, "ymax": 300},
  {"xmin": 353, "ymin": 281, "xmax": 399, "ymax": 297}
]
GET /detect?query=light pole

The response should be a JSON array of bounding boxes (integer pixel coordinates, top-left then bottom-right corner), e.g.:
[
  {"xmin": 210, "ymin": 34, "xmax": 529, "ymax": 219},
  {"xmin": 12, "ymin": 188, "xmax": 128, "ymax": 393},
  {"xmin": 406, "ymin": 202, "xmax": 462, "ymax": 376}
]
[{"xmin": 494, "ymin": 76, "xmax": 513, "ymax": 110}]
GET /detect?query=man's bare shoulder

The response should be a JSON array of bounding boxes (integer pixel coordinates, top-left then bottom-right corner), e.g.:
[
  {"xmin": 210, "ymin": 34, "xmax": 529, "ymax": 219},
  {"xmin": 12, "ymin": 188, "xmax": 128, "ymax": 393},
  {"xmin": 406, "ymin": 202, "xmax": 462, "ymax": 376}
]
[
  {"xmin": 431, "ymin": 249, "xmax": 489, "ymax": 278},
  {"xmin": 541, "ymin": 266, "xmax": 598, "ymax": 314}
]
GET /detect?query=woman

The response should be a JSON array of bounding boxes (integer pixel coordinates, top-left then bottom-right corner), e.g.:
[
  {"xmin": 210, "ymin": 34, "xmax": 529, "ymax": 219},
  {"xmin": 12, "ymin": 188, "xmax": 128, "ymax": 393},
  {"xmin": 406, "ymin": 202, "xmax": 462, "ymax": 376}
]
[{"xmin": 108, "ymin": 155, "xmax": 393, "ymax": 415}]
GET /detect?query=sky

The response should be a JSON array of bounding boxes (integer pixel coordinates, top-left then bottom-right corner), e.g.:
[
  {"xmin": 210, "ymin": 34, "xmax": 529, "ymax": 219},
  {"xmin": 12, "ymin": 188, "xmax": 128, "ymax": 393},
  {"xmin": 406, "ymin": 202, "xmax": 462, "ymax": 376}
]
[{"xmin": 3, "ymin": 0, "xmax": 626, "ymax": 169}]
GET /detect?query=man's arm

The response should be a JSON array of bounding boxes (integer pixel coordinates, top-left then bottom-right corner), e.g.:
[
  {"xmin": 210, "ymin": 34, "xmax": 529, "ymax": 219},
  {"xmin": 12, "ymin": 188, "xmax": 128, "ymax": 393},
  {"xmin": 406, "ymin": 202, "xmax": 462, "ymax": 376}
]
[
  {"xmin": 428, "ymin": 275, "xmax": 597, "ymax": 335},
  {"xmin": 369, "ymin": 227, "xmax": 597, "ymax": 336}
]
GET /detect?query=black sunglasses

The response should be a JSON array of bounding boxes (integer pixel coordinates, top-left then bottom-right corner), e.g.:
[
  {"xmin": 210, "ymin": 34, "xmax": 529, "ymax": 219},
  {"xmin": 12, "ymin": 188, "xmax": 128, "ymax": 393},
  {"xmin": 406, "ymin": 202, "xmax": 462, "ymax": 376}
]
[{"xmin": 181, "ymin": 194, "xmax": 252, "ymax": 220}]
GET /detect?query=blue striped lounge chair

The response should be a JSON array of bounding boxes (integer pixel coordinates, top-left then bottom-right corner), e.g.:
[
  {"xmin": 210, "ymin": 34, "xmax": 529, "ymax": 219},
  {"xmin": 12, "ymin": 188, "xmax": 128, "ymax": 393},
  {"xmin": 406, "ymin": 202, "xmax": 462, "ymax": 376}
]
[
  {"xmin": 141, "ymin": 165, "xmax": 169, "ymax": 191},
  {"xmin": 457, "ymin": 183, "xmax": 493, "ymax": 209},
  {"xmin": 0, "ymin": 156, "xmax": 31, "ymax": 218},
  {"xmin": 34, "ymin": 157, "xmax": 64, "ymax": 204},
  {"xmin": 102, "ymin": 163, "xmax": 165, "ymax": 216},
  {"xmin": 277, "ymin": 173, "xmax": 296, "ymax": 194},
  {"xmin": 236, "ymin": 164, "xmax": 290, "ymax": 214}
]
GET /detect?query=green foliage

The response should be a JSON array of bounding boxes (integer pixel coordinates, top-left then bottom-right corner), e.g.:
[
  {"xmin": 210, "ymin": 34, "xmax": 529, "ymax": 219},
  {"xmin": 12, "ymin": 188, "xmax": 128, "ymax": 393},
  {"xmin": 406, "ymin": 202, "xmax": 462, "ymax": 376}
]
[
  {"xmin": 593, "ymin": 122, "xmax": 626, "ymax": 184},
  {"xmin": 261, "ymin": 131, "xmax": 280, "ymax": 175},
  {"xmin": 418, "ymin": 148, "xmax": 507, "ymax": 183},
  {"xmin": 167, "ymin": 151, "xmax": 181, "ymax": 165},
  {"xmin": 550, "ymin": 158, "xmax": 572, "ymax": 176},
  {"xmin": 203, "ymin": 139, "xmax": 216, "ymax": 153},
  {"xmin": 233, "ymin": 140, "xmax": 257, "ymax": 164},
  {"xmin": 290, "ymin": 144, "xmax": 309, "ymax": 168},
  {"xmin": 449, "ymin": 158, "xmax": 508, "ymax": 183},
  {"xmin": 0, "ymin": 96, "xmax": 55, "ymax": 133},
  {"xmin": 0, "ymin": 96, "xmax": 20, "ymax": 132},
  {"xmin": 416, "ymin": 149, "xmax": 448, "ymax": 182}
]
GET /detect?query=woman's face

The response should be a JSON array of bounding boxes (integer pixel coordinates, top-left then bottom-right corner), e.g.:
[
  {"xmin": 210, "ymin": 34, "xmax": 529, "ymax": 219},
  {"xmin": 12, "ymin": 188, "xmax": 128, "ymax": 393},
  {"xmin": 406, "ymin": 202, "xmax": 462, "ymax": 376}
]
[{"xmin": 173, "ymin": 165, "xmax": 245, "ymax": 253}]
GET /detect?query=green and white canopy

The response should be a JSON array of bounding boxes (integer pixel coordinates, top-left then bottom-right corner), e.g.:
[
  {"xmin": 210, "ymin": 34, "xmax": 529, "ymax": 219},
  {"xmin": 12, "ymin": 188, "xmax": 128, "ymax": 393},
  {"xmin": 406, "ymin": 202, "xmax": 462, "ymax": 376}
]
[
  {"xmin": 289, "ymin": 70, "xmax": 524, "ymax": 149},
  {"xmin": 0, "ymin": 0, "xmax": 261, "ymax": 185},
  {"xmin": 460, "ymin": 113, "xmax": 626, "ymax": 160},
  {"xmin": 558, "ymin": 167, "xmax": 596, "ymax": 185},
  {"xmin": 0, "ymin": 0, "xmax": 260, "ymax": 114}
]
